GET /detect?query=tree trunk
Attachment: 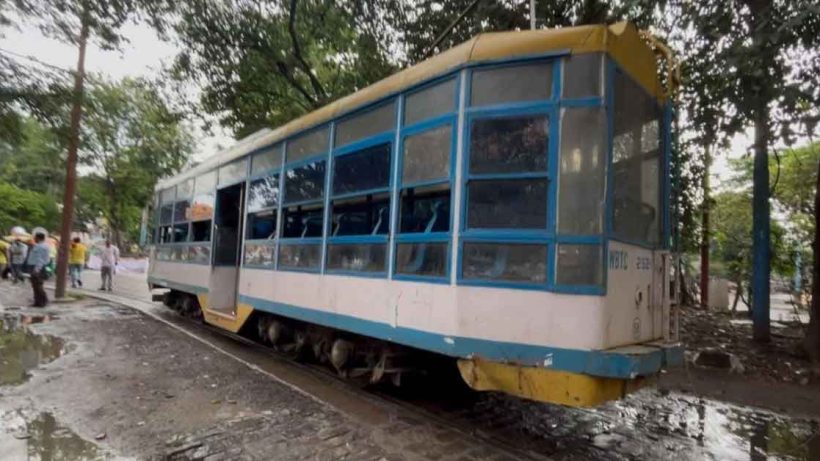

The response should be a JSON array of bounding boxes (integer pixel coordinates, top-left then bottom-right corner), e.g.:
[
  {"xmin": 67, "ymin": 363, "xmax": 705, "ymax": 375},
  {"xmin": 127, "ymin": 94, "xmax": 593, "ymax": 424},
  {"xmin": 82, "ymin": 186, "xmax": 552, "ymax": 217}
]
[
  {"xmin": 54, "ymin": 12, "xmax": 89, "ymax": 299},
  {"xmin": 701, "ymin": 144, "xmax": 712, "ymax": 309},
  {"xmin": 805, "ymin": 159, "xmax": 820, "ymax": 362}
]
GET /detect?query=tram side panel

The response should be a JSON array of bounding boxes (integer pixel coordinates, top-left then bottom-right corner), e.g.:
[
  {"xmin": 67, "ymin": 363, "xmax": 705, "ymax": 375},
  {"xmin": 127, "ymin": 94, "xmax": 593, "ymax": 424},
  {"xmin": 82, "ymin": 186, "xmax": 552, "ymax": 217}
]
[{"xmin": 148, "ymin": 259, "xmax": 210, "ymax": 295}]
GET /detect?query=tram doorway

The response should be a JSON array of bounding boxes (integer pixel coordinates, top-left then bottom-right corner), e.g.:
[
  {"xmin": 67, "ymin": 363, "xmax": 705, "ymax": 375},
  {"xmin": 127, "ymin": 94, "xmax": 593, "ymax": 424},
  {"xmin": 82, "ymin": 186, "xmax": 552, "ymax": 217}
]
[{"xmin": 209, "ymin": 182, "xmax": 245, "ymax": 314}]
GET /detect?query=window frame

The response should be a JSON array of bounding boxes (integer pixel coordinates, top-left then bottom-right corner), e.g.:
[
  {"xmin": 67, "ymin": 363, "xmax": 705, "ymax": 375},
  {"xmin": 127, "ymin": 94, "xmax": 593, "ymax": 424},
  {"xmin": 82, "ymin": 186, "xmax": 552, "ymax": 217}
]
[
  {"xmin": 325, "ymin": 99, "xmax": 398, "ymax": 277},
  {"xmin": 243, "ymin": 143, "xmax": 285, "ymax": 270},
  {"xmin": 392, "ymin": 75, "xmax": 460, "ymax": 283}
]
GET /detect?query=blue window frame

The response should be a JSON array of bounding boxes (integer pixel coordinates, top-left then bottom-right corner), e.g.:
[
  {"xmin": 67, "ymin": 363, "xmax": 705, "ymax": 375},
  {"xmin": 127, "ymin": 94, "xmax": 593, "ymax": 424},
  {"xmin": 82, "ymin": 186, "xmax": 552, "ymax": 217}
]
[
  {"xmin": 326, "ymin": 102, "xmax": 397, "ymax": 275},
  {"xmin": 459, "ymin": 60, "xmax": 559, "ymax": 289},
  {"xmin": 393, "ymin": 76, "xmax": 459, "ymax": 281}
]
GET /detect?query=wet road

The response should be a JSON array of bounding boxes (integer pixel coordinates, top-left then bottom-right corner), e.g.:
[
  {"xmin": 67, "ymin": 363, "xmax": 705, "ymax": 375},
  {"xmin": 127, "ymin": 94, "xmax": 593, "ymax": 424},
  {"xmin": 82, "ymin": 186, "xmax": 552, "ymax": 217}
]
[{"xmin": 81, "ymin": 274, "xmax": 820, "ymax": 461}]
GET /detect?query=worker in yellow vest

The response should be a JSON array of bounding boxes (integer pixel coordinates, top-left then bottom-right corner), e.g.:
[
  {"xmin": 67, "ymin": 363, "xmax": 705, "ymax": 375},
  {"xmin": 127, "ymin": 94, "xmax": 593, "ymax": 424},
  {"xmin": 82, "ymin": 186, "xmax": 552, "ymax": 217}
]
[{"xmin": 69, "ymin": 237, "xmax": 88, "ymax": 288}]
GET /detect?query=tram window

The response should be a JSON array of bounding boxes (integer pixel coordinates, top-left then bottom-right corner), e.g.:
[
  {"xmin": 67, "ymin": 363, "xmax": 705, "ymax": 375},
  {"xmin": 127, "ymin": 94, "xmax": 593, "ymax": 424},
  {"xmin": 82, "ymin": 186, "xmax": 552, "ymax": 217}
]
[
  {"xmin": 174, "ymin": 200, "xmax": 190, "ymax": 224},
  {"xmin": 189, "ymin": 244, "xmax": 211, "ymax": 264},
  {"xmin": 396, "ymin": 242, "xmax": 447, "ymax": 277},
  {"xmin": 284, "ymin": 161, "xmax": 325, "ymax": 204},
  {"xmin": 335, "ymin": 101, "xmax": 396, "ymax": 147},
  {"xmin": 247, "ymin": 209, "xmax": 277, "ymax": 240},
  {"xmin": 402, "ymin": 124, "xmax": 451, "ymax": 184},
  {"xmin": 469, "ymin": 116, "xmax": 548, "ymax": 174},
  {"xmin": 156, "ymin": 246, "xmax": 172, "ymax": 261},
  {"xmin": 399, "ymin": 185, "xmax": 450, "ymax": 233},
  {"xmin": 462, "ymin": 242, "xmax": 547, "ymax": 284},
  {"xmin": 332, "ymin": 143, "xmax": 391, "ymax": 196},
  {"xmin": 218, "ymin": 158, "xmax": 247, "ymax": 186},
  {"xmin": 331, "ymin": 195, "xmax": 390, "ymax": 237},
  {"xmin": 562, "ymin": 53, "xmax": 604, "ymax": 99},
  {"xmin": 247, "ymin": 175, "xmax": 279, "ymax": 212},
  {"xmin": 556, "ymin": 244, "xmax": 602, "ymax": 286},
  {"xmin": 244, "ymin": 244, "xmax": 275, "ymax": 267},
  {"xmin": 176, "ymin": 178, "xmax": 194, "ymax": 199},
  {"xmin": 282, "ymin": 205, "xmax": 323, "ymax": 238},
  {"xmin": 287, "ymin": 126, "xmax": 329, "ymax": 163},
  {"xmin": 470, "ymin": 63, "xmax": 552, "ymax": 107},
  {"xmin": 172, "ymin": 223, "xmax": 189, "ymax": 242},
  {"xmin": 404, "ymin": 79, "xmax": 456, "ymax": 126},
  {"xmin": 159, "ymin": 204, "xmax": 174, "ymax": 225},
  {"xmin": 612, "ymin": 69, "xmax": 662, "ymax": 245},
  {"xmin": 160, "ymin": 187, "xmax": 175, "ymax": 204},
  {"xmin": 158, "ymin": 225, "xmax": 173, "ymax": 244},
  {"xmin": 251, "ymin": 145, "xmax": 282, "ymax": 176},
  {"xmin": 467, "ymin": 179, "xmax": 547, "ymax": 229},
  {"xmin": 558, "ymin": 107, "xmax": 606, "ymax": 235},
  {"xmin": 191, "ymin": 170, "xmax": 216, "ymax": 221},
  {"xmin": 327, "ymin": 243, "xmax": 387, "ymax": 272},
  {"xmin": 191, "ymin": 220, "xmax": 212, "ymax": 242},
  {"xmin": 278, "ymin": 243, "xmax": 321, "ymax": 270}
]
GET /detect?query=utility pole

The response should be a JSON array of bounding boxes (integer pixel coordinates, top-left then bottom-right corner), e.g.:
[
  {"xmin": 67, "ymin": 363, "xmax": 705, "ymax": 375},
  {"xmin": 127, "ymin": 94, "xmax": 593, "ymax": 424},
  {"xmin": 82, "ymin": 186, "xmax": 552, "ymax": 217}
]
[
  {"xmin": 700, "ymin": 145, "xmax": 711, "ymax": 309},
  {"xmin": 530, "ymin": 0, "xmax": 536, "ymax": 30},
  {"xmin": 55, "ymin": 11, "xmax": 90, "ymax": 299}
]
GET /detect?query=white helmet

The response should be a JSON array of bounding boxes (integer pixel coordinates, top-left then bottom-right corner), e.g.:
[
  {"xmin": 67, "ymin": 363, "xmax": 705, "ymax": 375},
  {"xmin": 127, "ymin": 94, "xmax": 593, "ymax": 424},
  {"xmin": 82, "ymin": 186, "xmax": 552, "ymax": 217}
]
[
  {"xmin": 31, "ymin": 227, "xmax": 49, "ymax": 239},
  {"xmin": 10, "ymin": 226, "xmax": 27, "ymax": 236}
]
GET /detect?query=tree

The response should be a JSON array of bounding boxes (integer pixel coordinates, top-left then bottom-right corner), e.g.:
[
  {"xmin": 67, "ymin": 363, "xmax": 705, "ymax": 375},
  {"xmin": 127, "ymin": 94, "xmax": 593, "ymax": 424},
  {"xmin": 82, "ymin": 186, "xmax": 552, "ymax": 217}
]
[
  {"xmin": 674, "ymin": 0, "xmax": 820, "ymax": 341},
  {"xmin": 0, "ymin": 117, "xmax": 65, "ymax": 197},
  {"xmin": 0, "ymin": 183, "xmax": 60, "ymax": 234},
  {"xmin": 169, "ymin": 0, "xmax": 398, "ymax": 138},
  {"xmin": 78, "ymin": 78, "xmax": 193, "ymax": 249}
]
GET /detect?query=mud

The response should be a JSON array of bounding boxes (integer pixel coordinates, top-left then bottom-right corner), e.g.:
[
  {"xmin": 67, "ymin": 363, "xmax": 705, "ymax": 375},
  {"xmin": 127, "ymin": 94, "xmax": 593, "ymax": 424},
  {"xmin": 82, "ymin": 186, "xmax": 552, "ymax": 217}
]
[{"xmin": 0, "ymin": 410, "xmax": 112, "ymax": 460}]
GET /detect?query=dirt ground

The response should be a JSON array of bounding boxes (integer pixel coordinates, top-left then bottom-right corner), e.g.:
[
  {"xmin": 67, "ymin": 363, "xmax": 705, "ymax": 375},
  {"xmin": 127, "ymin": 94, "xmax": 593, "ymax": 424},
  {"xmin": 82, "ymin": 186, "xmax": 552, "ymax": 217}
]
[{"xmin": 1, "ymin": 276, "xmax": 820, "ymax": 460}]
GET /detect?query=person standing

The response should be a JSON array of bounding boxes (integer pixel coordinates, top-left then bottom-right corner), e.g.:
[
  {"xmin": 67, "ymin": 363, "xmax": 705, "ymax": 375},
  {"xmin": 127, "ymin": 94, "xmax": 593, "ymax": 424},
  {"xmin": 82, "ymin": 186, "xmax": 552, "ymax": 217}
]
[
  {"xmin": 28, "ymin": 232, "xmax": 50, "ymax": 307},
  {"xmin": 69, "ymin": 237, "xmax": 88, "ymax": 288},
  {"xmin": 99, "ymin": 239, "xmax": 120, "ymax": 292},
  {"xmin": 0, "ymin": 239, "xmax": 9, "ymax": 280},
  {"xmin": 9, "ymin": 238, "xmax": 28, "ymax": 284}
]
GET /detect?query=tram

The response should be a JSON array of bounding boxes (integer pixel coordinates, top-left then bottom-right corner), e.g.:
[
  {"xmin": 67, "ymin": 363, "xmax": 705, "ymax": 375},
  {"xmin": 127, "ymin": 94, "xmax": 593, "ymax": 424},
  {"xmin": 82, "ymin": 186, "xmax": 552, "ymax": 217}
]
[{"xmin": 147, "ymin": 22, "xmax": 682, "ymax": 407}]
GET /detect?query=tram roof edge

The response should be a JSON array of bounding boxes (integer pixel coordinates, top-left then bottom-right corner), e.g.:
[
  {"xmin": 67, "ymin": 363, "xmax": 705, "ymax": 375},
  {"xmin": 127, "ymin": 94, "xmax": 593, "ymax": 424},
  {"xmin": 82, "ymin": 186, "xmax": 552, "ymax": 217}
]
[{"xmin": 157, "ymin": 22, "xmax": 661, "ymax": 191}]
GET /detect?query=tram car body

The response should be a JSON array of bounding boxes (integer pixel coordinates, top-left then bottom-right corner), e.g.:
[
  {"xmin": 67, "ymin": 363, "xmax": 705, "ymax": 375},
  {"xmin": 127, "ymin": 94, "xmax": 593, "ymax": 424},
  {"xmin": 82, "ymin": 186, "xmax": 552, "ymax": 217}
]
[{"xmin": 148, "ymin": 22, "xmax": 682, "ymax": 407}]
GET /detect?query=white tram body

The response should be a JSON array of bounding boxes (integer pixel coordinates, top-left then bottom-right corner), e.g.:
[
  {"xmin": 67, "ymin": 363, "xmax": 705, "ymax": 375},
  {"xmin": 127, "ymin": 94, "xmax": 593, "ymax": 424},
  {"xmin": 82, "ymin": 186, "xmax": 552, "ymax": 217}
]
[{"xmin": 148, "ymin": 22, "xmax": 681, "ymax": 407}]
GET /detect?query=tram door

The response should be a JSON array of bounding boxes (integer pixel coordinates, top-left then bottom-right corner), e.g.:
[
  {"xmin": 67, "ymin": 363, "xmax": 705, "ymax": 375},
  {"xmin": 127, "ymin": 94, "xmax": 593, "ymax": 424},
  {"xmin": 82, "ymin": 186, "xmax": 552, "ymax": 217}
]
[{"xmin": 209, "ymin": 182, "xmax": 245, "ymax": 314}]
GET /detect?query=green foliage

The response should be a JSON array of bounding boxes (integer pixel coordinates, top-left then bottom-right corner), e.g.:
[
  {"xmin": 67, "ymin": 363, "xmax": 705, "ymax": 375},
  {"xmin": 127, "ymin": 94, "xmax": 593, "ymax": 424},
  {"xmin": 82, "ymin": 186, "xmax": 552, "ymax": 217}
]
[
  {"xmin": 0, "ymin": 117, "xmax": 65, "ymax": 196},
  {"xmin": 77, "ymin": 78, "xmax": 193, "ymax": 246},
  {"xmin": 0, "ymin": 183, "xmax": 60, "ymax": 234},
  {"xmin": 170, "ymin": 0, "xmax": 398, "ymax": 137}
]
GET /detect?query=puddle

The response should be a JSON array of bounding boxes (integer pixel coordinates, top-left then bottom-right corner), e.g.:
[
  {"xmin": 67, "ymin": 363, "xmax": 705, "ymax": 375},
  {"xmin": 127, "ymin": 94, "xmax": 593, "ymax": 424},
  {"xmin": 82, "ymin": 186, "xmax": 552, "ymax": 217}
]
[
  {"xmin": 0, "ymin": 411, "xmax": 109, "ymax": 460},
  {"xmin": 0, "ymin": 314, "xmax": 65, "ymax": 385}
]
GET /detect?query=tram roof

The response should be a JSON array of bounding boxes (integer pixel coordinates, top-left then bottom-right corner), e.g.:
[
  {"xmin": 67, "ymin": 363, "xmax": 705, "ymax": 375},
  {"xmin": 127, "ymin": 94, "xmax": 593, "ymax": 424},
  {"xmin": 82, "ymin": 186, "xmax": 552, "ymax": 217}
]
[{"xmin": 158, "ymin": 22, "xmax": 661, "ymax": 190}]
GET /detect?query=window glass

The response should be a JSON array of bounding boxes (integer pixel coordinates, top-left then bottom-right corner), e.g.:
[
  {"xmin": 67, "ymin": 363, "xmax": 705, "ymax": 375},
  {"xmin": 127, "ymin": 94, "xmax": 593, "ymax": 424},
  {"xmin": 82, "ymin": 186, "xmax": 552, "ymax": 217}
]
[
  {"xmin": 556, "ymin": 244, "xmax": 602, "ymax": 286},
  {"xmin": 563, "ymin": 53, "xmax": 604, "ymax": 99},
  {"xmin": 176, "ymin": 178, "xmax": 194, "ymax": 199},
  {"xmin": 327, "ymin": 243, "xmax": 386, "ymax": 272},
  {"xmin": 331, "ymin": 196, "xmax": 390, "ymax": 236},
  {"xmin": 189, "ymin": 244, "xmax": 211, "ymax": 264},
  {"xmin": 470, "ymin": 63, "xmax": 552, "ymax": 107},
  {"xmin": 247, "ymin": 175, "xmax": 279, "ymax": 212},
  {"xmin": 404, "ymin": 79, "xmax": 456, "ymax": 125},
  {"xmin": 402, "ymin": 125, "xmax": 451, "ymax": 184},
  {"xmin": 396, "ymin": 242, "xmax": 448, "ymax": 277},
  {"xmin": 191, "ymin": 220, "xmax": 211, "ymax": 242},
  {"xmin": 218, "ymin": 158, "xmax": 247, "ymax": 186},
  {"xmin": 287, "ymin": 126, "xmax": 329, "ymax": 163},
  {"xmin": 160, "ymin": 204, "xmax": 174, "ymax": 225},
  {"xmin": 282, "ymin": 205, "xmax": 324, "ymax": 238},
  {"xmin": 467, "ymin": 179, "xmax": 547, "ymax": 229},
  {"xmin": 251, "ymin": 145, "xmax": 283, "ymax": 176},
  {"xmin": 247, "ymin": 210, "xmax": 277, "ymax": 240},
  {"xmin": 156, "ymin": 246, "xmax": 172, "ymax": 261},
  {"xmin": 158, "ymin": 225, "xmax": 173, "ymax": 244},
  {"xmin": 172, "ymin": 223, "xmax": 189, "ymax": 243},
  {"xmin": 284, "ymin": 161, "xmax": 325, "ymax": 204},
  {"xmin": 174, "ymin": 200, "xmax": 190, "ymax": 223},
  {"xmin": 399, "ymin": 185, "xmax": 450, "ymax": 233},
  {"xmin": 335, "ymin": 101, "xmax": 396, "ymax": 147},
  {"xmin": 191, "ymin": 171, "xmax": 216, "ymax": 221},
  {"xmin": 278, "ymin": 243, "xmax": 321, "ymax": 270},
  {"xmin": 332, "ymin": 143, "xmax": 391, "ymax": 196},
  {"xmin": 160, "ymin": 187, "xmax": 175, "ymax": 204},
  {"xmin": 462, "ymin": 243, "xmax": 547, "ymax": 283},
  {"xmin": 558, "ymin": 107, "xmax": 606, "ymax": 235},
  {"xmin": 469, "ymin": 116, "xmax": 548, "ymax": 174},
  {"xmin": 244, "ymin": 244, "xmax": 275, "ymax": 267},
  {"xmin": 612, "ymin": 69, "xmax": 662, "ymax": 245}
]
